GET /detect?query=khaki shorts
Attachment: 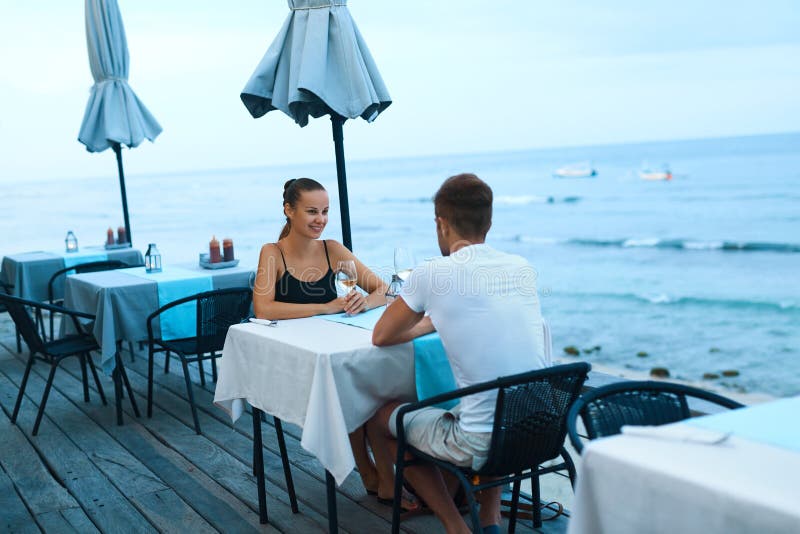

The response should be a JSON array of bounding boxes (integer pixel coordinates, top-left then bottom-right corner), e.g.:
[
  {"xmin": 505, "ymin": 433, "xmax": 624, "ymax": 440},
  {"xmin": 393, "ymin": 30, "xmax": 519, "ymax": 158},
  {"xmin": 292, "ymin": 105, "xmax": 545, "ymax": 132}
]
[{"xmin": 389, "ymin": 404, "xmax": 492, "ymax": 471}]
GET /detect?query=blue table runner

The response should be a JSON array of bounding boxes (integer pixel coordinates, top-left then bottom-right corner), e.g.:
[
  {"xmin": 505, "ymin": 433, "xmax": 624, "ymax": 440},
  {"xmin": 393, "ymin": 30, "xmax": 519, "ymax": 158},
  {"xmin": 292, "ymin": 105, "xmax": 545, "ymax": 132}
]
[
  {"xmin": 59, "ymin": 250, "xmax": 108, "ymax": 269},
  {"xmin": 125, "ymin": 267, "xmax": 213, "ymax": 340},
  {"xmin": 687, "ymin": 395, "xmax": 800, "ymax": 453},
  {"xmin": 321, "ymin": 307, "xmax": 457, "ymax": 408}
]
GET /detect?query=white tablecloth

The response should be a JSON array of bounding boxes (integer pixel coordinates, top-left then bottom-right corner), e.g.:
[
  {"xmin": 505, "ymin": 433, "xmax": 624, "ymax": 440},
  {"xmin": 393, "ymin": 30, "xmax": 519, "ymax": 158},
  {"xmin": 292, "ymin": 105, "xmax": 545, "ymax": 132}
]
[
  {"xmin": 213, "ymin": 318, "xmax": 416, "ymax": 485},
  {"xmin": 568, "ymin": 400, "xmax": 800, "ymax": 534}
]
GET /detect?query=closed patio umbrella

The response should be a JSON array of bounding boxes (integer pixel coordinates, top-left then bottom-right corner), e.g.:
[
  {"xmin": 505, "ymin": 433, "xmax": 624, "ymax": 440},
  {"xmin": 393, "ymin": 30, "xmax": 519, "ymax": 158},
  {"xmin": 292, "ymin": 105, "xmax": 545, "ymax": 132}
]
[
  {"xmin": 78, "ymin": 0, "xmax": 162, "ymax": 246},
  {"xmin": 241, "ymin": 0, "xmax": 391, "ymax": 250}
]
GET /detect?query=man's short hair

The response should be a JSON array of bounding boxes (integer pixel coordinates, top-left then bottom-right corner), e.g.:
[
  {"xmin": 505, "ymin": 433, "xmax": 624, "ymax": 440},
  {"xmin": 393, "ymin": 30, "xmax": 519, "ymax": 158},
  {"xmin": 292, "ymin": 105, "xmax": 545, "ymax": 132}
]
[{"xmin": 434, "ymin": 173, "xmax": 493, "ymax": 238}]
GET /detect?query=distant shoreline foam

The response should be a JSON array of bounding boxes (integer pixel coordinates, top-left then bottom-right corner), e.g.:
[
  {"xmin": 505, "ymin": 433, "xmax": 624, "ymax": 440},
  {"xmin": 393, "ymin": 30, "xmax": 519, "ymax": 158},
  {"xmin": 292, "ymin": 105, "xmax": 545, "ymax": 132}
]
[{"xmin": 512, "ymin": 235, "xmax": 800, "ymax": 254}]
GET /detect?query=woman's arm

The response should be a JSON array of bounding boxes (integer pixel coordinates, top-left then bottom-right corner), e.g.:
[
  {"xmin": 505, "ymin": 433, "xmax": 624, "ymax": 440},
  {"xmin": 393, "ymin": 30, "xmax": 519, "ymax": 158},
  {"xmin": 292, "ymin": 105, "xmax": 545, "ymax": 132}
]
[
  {"xmin": 327, "ymin": 240, "xmax": 389, "ymax": 313},
  {"xmin": 252, "ymin": 244, "xmax": 345, "ymax": 319}
]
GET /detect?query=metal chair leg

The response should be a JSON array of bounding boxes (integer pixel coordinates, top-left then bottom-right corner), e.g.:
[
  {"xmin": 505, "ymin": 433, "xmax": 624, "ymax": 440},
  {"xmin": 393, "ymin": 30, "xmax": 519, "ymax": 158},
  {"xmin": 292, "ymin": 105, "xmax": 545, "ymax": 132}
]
[
  {"xmin": 147, "ymin": 343, "xmax": 155, "ymax": 418},
  {"xmin": 211, "ymin": 355, "xmax": 218, "ymax": 382},
  {"xmin": 180, "ymin": 358, "xmax": 201, "ymax": 434},
  {"xmin": 32, "ymin": 362, "xmax": 59, "ymax": 436},
  {"xmin": 116, "ymin": 353, "xmax": 140, "ymax": 417},
  {"xmin": 532, "ymin": 467, "xmax": 542, "ymax": 528},
  {"xmin": 128, "ymin": 342, "xmax": 135, "ymax": 362},
  {"xmin": 274, "ymin": 417, "xmax": 299, "ymax": 513},
  {"xmin": 509, "ymin": 478, "xmax": 522, "ymax": 534},
  {"xmin": 11, "ymin": 355, "xmax": 35, "ymax": 423},
  {"xmin": 164, "ymin": 350, "xmax": 171, "ymax": 374},
  {"xmin": 79, "ymin": 354, "xmax": 90, "ymax": 402},
  {"xmin": 198, "ymin": 356, "xmax": 206, "ymax": 386},
  {"xmin": 88, "ymin": 354, "xmax": 107, "ymax": 405}
]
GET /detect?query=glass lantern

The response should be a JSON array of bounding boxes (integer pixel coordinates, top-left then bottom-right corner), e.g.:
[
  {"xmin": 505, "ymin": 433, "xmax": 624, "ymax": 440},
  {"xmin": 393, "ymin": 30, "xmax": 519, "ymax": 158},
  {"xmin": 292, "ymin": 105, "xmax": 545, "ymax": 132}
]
[
  {"xmin": 144, "ymin": 243, "xmax": 162, "ymax": 273},
  {"xmin": 65, "ymin": 231, "xmax": 79, "ymax": 253}
]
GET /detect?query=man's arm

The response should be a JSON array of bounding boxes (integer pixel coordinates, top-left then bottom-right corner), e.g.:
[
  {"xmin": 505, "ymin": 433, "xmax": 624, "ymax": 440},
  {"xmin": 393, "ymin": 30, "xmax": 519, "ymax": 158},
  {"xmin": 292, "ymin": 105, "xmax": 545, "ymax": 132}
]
[{"xmin": 372, "ymin": 298, "xmax": 434, "ymax": 346}]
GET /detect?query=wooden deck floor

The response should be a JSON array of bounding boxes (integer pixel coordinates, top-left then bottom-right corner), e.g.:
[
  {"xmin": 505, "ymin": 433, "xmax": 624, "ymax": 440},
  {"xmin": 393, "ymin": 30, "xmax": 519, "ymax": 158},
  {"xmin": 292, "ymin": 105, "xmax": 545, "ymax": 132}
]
[{"xmin": 0, "ymin": 318, "xmax": 569, "ymax": 533}]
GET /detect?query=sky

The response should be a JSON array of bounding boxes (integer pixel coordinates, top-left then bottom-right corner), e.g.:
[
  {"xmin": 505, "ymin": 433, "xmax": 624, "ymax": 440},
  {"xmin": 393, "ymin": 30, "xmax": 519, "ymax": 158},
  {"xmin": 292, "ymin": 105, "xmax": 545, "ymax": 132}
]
[{"xmin": 0, "ymin": 0, "xmax": 798, "ymax": 183}]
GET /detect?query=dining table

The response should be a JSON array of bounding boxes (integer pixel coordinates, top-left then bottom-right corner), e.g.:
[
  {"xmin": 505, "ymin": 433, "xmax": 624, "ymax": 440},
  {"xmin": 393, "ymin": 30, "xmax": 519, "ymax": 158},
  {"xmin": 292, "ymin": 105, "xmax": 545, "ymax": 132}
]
[
  {"xmin": 213, "ymin": 307, "xmax": 553, "ymax": 531},
  {"xmin": 567, "ymin": 395, "xmax": 800, "ymax": 534},
  {"xmin": 0, "ymin": 246, "xmax": 143, "ymax": 301},
  {"xmin": 63, "ymin": 262, "xmax": 255, "ymax": 424}
]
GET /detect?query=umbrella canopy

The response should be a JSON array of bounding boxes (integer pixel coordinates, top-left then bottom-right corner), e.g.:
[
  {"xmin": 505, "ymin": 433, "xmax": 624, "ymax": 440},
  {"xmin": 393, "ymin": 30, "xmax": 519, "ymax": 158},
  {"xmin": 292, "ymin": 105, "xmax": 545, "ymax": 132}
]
[
  {"xmin": 241, "ymin": 0, "xmax": 391, "ymax": 250},
  {"xmin": 78, "ymin": 0, "xmax": 162, "ymax": 245}
]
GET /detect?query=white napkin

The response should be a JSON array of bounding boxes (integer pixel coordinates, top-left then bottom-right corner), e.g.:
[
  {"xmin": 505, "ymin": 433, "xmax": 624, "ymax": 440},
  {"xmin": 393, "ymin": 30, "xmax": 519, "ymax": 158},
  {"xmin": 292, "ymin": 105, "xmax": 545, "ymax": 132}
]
[
  {"xmin": 621, "ymin": 424, "xmax": 731, "ymax": 445},
  {"xmin": 249, "ymin": 318, "xmax": 278, "ymax": 327}
]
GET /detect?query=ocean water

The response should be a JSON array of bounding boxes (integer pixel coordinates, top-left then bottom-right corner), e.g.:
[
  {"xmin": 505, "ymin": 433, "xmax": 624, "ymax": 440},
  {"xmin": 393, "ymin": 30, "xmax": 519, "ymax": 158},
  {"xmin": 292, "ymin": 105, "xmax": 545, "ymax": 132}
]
[{"xmin": 2, "ymin": 132, "xmax": 798, "ymax": 396}]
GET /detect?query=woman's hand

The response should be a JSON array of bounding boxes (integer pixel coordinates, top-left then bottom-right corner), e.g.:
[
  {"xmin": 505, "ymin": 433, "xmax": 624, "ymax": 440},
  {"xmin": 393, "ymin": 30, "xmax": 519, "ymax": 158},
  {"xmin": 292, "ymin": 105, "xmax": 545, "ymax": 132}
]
[{"xmin": 343, "ymin": 290, "xmax": 368, "ymax": 315}]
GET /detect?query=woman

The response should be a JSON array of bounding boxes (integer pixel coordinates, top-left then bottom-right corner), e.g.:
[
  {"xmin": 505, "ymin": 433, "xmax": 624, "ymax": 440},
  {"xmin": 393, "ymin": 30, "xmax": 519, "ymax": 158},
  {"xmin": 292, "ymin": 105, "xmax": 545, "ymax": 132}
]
[
  {"xmin": 253, "ymin": 178, "xmax": 419, "ymax": 510},
  {"xmin": 253, "ymin": 177, "xmax": 386, "ymax": 319}
]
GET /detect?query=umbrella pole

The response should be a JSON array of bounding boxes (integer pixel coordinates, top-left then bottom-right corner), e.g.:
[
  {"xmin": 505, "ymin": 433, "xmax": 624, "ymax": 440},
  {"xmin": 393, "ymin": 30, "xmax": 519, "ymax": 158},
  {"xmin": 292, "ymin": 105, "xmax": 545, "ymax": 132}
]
[
  {"xmin": 112, "ymin": 143, "xmax": 133, "ymax": 246},
  {"xmin": 331, "ymin": 115, "xmax": 352, "ymax": 251}
]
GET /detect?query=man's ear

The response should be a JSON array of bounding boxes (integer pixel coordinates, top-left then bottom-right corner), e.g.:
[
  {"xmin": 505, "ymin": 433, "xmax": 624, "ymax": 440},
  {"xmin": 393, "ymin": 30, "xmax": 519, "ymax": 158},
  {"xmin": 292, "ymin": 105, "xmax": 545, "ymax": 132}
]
[{"xmin": 436, "ymin": 216, "xmax": 448, "ymax": 237}]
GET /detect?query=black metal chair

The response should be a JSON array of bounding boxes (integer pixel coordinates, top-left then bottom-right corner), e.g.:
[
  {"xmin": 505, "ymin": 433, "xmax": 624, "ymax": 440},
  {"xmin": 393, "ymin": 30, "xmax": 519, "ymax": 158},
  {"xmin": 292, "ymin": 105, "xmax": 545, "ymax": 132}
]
[
  {"xmin": 392, "ymin": 362, "xmax": 591, "ymax": 533},
  {"xmin": 45, "ymin": 260, "xmax": 131, "ymax": 341},
  {"xmin": 0, "ymin": 293, "xmax": 108, "ymax": 436},
  {"xmin": 146, "ymin": 287, "xmax": 252, "ymax": 434},
  {"xmin": 0, "ymin": 280, "xmax": 23, "ymax": 353},
  {"xmin": 566, "ymin": 380, "xmax": 745, "ymax": 454}
]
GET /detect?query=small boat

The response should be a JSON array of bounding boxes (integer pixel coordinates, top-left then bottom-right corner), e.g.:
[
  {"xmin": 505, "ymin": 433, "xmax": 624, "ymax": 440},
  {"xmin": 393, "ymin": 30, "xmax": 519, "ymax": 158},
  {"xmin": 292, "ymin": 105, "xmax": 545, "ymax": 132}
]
[
  {"xmin": 553, "ymin": 162, "xmax": 597, "ymax": 178},
  {"xmin": 639, "ymin": 163, "xmax": 672, "ymax": 181}
]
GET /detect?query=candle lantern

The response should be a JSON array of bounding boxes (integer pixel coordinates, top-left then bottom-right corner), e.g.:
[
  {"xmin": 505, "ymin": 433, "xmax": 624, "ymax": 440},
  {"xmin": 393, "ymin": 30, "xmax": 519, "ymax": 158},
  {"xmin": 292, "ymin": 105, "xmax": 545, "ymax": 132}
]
[
  {"xmin": 144, "ymin": 243, "xmax": 162, "ymax": 273},
  {"xmin": 65, "ymin": 231, "xmax": 79, "ymax": 253}
]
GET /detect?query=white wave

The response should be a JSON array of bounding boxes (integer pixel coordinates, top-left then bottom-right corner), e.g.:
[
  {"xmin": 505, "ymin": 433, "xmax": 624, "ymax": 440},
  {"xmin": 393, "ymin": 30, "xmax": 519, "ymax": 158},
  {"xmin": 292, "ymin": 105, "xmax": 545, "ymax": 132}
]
[
  {"xmin": 495, "ymin": 195, "xmax": 552, "ymax": 205},
  {"xmin": 642, "ymin": 293, "xmax": 674, "ymax": 304},
  {"xmin": 622, "ymin": 237, "xmax": 661, "ymax": 248},
  {"xmin": 683, "ymin": 240, "xmax": 724, "ymax": 250},
  {"xmin": 515, "ymin": 235, "xmax": 562, "ymax": 245}
]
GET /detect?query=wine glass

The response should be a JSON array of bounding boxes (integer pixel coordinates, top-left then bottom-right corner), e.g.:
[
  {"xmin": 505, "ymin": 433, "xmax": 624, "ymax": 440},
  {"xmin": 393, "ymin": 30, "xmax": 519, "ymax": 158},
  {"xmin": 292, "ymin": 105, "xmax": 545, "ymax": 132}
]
[
  {"xmin": 335, "ymin": 260, "xmax": 358, "ymax": 296},
  {"xmin": 393, "ymin": 247, "xmax": 416, "ymax": 281}
]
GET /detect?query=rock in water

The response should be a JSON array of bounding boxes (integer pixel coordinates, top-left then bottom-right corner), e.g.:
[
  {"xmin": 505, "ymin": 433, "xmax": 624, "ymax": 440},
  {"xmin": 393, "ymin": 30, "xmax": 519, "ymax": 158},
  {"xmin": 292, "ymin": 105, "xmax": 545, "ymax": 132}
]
[
  {"xmin": 721, "ymin": 369, "xmax": 740, "ymax": 377},
  {"xmin": 650, "ymin": 367, "xmax": 670, "ymax": 378},
  {"xmin": 564, "ymin": 346, "xmax": 580, "ymax": 356},
  {"xmin": 703, "ymin": 372, "xmax": 720, "ymax": 380},
  {"xmin": 637, "ymin": 351, "xmax": 649, "ymax": 358}
]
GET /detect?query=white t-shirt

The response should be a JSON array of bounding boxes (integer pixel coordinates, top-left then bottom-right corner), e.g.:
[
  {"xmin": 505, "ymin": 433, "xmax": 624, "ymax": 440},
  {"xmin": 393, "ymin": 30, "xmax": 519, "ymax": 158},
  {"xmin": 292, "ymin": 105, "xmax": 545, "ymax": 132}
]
[{"xmin": 401, "ymin": 244, "xmax": 547, "ymax": 433}]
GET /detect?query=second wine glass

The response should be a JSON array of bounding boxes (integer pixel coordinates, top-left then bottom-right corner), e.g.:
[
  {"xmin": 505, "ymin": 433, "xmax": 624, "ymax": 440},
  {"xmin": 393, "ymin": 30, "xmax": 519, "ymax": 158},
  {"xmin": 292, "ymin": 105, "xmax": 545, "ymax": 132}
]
[
  {"xmin": 394, "ymin": 247, "xmax": 416, "ymax": 281},
  {"xmin": 335, "ymin": 260, "xmax": 358, "ymax": 295}
]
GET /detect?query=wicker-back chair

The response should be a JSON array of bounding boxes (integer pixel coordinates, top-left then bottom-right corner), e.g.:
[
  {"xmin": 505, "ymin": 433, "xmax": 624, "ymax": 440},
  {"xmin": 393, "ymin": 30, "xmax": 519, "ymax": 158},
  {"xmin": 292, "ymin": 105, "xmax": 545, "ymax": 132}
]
[
  {"xmin": 0, "ymin": 280, "xmax": 23, "ymax": 352},
  {"xmin": 392, "ymin": 362, "xmax": 591, "ymax": 533},
  {"xmin": 567, "ymin": 380, "xmax": 744, "ymax": 454},
  {"xmin": 146, "ymin": 287, "xmax": 252, "ymax": 434}
]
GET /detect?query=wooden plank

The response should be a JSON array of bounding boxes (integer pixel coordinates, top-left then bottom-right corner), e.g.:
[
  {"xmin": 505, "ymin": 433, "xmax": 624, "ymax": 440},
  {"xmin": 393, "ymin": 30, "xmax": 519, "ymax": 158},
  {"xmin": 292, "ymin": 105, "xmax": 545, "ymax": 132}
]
[
  {"xmin": 36, "ymin": 508, "xmax": 101, "ymax": 534},
  {"xmin": 0, "ymin": 361, "xmax": 156, "ymax": 534},
  {"xmin": 4, "ymin": 355, "xmax": 271, "ymax": 534},
  {"xmin": 130, "ymin": 489, "xmax": 218, "ymax": 534},
  {"xmin": 0, "ymin": 396, "xmax": 79, "ymax": 516},
  {"xmin": 0, "ymin": 464, "xmax": 41, "ymax": 534}
]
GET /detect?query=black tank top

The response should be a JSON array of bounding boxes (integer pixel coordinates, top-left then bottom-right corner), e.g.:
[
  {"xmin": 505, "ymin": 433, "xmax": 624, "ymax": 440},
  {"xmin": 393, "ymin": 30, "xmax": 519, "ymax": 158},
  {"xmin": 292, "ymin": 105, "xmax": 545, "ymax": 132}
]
[{"xmin": 274, "ymin": 240, "xmax": 338, "ymax": 304}]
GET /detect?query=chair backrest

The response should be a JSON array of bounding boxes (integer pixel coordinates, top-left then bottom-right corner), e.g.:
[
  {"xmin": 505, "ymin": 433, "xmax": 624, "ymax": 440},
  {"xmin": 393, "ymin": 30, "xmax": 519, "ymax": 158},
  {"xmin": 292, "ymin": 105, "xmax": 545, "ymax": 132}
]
[
  {"xmin": 477, "ymin": 362, "xmax": 590, "ymax": 476},
  {"xmin": 195, "ymin": 288, "xmax": 253, "ymax": 354},
  {"xmin": 567, "ymin": 380, "xmax": 744, "ymax": 453},
  {"xmin": 47, "ymin": 260, "xmax": 130, "ymax": 303},
  {"xmin": 0, "ymin": 293, "xmax": 45, "ymax": 354}
]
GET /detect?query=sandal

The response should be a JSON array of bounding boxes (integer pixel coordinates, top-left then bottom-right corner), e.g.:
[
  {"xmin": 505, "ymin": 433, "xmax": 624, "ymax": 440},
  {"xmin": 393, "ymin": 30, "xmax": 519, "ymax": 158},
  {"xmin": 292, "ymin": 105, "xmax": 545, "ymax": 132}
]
[{"xmin": 376, "ymin": 486, "xmax": 422, "ymax": 513}]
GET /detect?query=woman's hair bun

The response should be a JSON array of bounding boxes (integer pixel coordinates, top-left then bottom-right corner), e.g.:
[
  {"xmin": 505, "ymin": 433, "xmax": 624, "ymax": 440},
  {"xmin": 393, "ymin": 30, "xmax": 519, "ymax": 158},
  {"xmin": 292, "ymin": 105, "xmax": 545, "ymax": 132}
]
[{"xmin": 283, "ymin": 178, "xmax": 297, "ymax": 192}]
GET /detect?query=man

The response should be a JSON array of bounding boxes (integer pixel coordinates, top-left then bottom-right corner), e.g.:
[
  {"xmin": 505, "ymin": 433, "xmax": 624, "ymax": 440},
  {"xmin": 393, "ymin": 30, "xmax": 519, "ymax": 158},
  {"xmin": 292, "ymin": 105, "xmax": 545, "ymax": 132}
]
[{"xmin": 368, "ymin": 173, "xmax": 548, "ymax": 534}]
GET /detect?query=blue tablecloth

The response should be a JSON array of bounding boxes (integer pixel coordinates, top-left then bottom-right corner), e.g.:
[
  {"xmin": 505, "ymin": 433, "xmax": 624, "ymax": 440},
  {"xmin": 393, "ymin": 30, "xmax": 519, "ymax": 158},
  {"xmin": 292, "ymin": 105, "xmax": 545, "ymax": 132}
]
[
  {"xmin": 321, "ymin": 307, "xmax": 457, "ymax": 408},
  {"xmin": 687, "ymin": 395, "xmax": 800, "ymax": 453},
  {"xmin": 125, "ymin": 267, "xmax": 213, "ymax": 340}
]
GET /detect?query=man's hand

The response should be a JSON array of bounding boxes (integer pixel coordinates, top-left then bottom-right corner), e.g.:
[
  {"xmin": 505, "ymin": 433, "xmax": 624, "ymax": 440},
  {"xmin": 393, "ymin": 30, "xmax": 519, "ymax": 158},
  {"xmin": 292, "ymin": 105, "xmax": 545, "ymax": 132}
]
[{"xmin": 373, "ymin": 298, "xmax": 432, "ymax": 346}]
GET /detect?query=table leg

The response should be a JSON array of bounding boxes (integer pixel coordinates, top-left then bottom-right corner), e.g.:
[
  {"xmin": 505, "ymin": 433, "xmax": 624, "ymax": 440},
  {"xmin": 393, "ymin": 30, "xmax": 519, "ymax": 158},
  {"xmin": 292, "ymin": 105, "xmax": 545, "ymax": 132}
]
[
  {"xmin": 113, "ymin": 363, "xmax": 123, "ymax": 425},
  {"xmin": 326, "ymin": 470, "xmax": 338, "ymax": 534},
  {"xmin": 252, "ymin": 407, "xmax": 268, "ymax": 524}
]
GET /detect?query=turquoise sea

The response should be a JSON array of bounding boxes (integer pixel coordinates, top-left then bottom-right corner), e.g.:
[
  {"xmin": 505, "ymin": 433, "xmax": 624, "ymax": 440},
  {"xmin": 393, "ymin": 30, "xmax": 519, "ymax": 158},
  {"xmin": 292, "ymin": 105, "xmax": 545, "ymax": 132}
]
[{"xmin": 2, "ymin": 132, "xmax": 798, "ymax": 396}]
